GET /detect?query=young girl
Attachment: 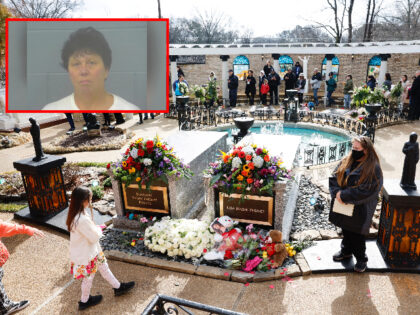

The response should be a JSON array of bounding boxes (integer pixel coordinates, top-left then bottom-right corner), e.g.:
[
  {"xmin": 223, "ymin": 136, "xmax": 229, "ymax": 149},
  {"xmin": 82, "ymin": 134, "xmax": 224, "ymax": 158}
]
[
  {"xmin": 0, "ymin": 221, "xmax": 44, "ymax": 314},
  {"xmin": 67, "ymin": 186, "xmax": 134, "ymax": 311},
  {"xmin": 260, "ymin": 78, "xmax": 270, "ymax": 105}
]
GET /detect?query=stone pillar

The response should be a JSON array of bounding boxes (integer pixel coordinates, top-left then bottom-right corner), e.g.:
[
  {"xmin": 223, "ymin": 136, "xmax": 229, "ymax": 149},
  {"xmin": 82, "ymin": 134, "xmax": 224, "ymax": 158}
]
[
  {"xmin": 298, "ymin": 56, "xmax": 310, "ymax": 93},
  {"xmin": 170, "ymin": 55, "xmax": 178, "ymax": 104},
  {"xmin": 324, "ymin": 54, "xmax": 334, "ymax": 106},
  {"xmin": 378, "ymin": 54, "xmax": 391, "ymax": 87},
  {"xmin": 220, "ymin": 55, "xmax": 230, "ymax": 105},
  {"xmin": 272, "ymin": 54, "xmax": 280, "ymax": 73}
]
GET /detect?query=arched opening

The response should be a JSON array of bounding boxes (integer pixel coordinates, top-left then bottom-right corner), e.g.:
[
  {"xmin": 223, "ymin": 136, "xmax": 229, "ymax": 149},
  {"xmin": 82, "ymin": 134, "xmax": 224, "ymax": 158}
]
[{"xmin": 233, "ymin": 55, "xmax": 250, "ymax": 80}]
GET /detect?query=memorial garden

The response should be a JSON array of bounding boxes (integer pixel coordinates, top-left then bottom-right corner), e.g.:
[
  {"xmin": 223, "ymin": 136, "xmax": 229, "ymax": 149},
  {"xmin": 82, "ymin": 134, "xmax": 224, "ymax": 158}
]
[{"xmin": 0, "ymin": 27, "xmax": 419, "ymax": 314}]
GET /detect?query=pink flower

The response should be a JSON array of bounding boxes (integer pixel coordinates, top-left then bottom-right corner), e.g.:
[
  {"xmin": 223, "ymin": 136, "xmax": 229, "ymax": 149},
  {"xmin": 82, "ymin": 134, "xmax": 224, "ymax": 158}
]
[
  {"xmin": 140, "ymin": 217, "xmax": 148, "ymax": 223},
  {"xmin": 243, "ymin": 256, "xmax": 262, "ymax": 272},
  {"xmin": 245, "ymin": 224, "xmax": 254, "ymax": 233}
]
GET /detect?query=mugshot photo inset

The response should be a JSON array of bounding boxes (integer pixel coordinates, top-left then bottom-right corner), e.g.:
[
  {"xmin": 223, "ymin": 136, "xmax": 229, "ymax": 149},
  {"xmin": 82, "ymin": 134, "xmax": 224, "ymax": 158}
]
[{"xmin": 7, "ymin": 20, "xmax": 167, "ymax": 112}]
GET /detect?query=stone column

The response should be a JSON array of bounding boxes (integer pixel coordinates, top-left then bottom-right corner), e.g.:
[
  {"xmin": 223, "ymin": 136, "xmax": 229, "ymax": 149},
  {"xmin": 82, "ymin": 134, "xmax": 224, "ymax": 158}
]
[
  {"xmin": 170, "ymin": 55, "xmax": 178, "ymax": 104},
  {"xmin": 324, "ymin": 54, "xmax": 334, "ymax": 106},
  {"xmin": 298, "ymin": 56, "xmax": 310, "ymax": 93},
  {"xmin": 378, "ymin": 54, "xmax": 391, "ymax": 86},
  {"xmin": 272, "ymin": 54, "xmax": 280, "ymax": 73},
  {"xmin": 220, "ymin": 55, "xmax": 230, "ymax": 105}
]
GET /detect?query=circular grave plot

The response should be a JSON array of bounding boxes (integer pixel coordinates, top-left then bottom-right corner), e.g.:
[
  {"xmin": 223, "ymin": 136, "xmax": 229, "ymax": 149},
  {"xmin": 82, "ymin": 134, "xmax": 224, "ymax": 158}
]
[
  {"xmin": 0, "ymin": 132, "xmax": 32, "ymax": 150},
  {"xmin": 44, "ymin": 128, "xmax": 134, "ymax": 154}
]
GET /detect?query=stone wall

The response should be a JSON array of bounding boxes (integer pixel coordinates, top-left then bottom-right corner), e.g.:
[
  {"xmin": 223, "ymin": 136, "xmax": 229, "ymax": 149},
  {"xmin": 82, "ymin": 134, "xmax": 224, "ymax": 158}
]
[{"xmin": 178, "ymin": 53, "xmax": 420, "ymax": 95}]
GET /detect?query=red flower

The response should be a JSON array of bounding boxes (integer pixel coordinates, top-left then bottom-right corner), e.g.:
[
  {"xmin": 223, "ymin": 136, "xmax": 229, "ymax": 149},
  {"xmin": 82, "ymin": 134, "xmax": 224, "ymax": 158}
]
[
  {"xmin": 146, "ymin": 140, "xmax": 154, "ymax": 148},
  {"xmin": 106, "ymin": 163, "xmax": 110, "ymax": 169},
  {"xmin": 138, "ymin": 150, "xmax": 145, "ymax": 157},
  {"xmin": 256, "ymin": 249, "xmax": 260, "ymax": 253},
  {"xmin": 126, "ymin": 156, "xmax": 134, "ymax": 165},
  {"xmin": 247, "ymin": 178, "xmax": 253, "ymax": 184},
  {"xmin": 246, "ymin": 154, "xmax": 252, "ymax": 161},
  {"xmin": 256, "ymin": 148, "xmax": 263, "ymax": 155},
  {"xmin": 224, "ymin": 250, "xmax": 233, "ymax": 259},
  {"xmin": 264, "ymin": 155, "xmax": 270, "ymax": 162},
  {"xmin": 238, "ymin": 151, "xmax": 245, "ymax": 158},
  {"xmin": 203, "ymin": 248, "xmax": 208, "ymax": 253},
  {"xmin": 147, "ymin": 148, "xmax": 153, "ymax": 154},
  {"xmin": 139, "ymin": 237, "xmax": 144, "ymax": 241},
  {"xmin": 248, "ymin": 162, "xmax": 255, "ymax": 170}
]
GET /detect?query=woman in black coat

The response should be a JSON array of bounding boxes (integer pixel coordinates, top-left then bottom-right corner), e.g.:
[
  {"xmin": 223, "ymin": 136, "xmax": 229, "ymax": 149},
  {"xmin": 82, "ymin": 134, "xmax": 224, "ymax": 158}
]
[
  {"xmin": 245, "ymin": 70, "xmax": 257, "ymax": 105},
  {"xmin": 329, "ymin": 136, "xmax": 383, "ymax": 272}
]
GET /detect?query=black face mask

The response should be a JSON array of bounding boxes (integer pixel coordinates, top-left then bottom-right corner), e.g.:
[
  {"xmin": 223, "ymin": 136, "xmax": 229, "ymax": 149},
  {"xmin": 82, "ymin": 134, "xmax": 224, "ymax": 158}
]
[{"xmin": 352, "ymin": 149, "xmax": 365, "ymax": 160}]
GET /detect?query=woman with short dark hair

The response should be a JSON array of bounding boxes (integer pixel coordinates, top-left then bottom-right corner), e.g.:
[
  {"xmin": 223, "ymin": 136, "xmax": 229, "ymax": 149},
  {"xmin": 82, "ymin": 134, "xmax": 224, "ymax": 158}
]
[
  {"xmin": 43, "ymin": 27, "xmax": 139, "ymax": 111},
  {"xmin": 383, "ymin": 73, "xmax": 392, "ymax": 91},
  {"xmin": 329, "ymin": 136, "xmax": 383, "ymax": 272}
]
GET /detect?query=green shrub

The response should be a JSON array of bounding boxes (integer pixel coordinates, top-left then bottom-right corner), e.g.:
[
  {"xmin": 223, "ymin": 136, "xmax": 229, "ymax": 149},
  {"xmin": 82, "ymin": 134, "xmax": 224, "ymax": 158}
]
[
  {"xmin": 102, "ymin": 177, "xmax": 112, "ymax": 187},
  {"xmin": 91, "ymin": 185, "xmax": 104, "ymax": 200}
]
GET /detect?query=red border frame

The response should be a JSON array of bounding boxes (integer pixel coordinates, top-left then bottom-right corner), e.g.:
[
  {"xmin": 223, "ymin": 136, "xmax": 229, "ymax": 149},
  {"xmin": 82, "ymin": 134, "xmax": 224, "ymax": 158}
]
[{"xmin": 5, "ymin": 18, "xmax": 169, "ymax": 114}]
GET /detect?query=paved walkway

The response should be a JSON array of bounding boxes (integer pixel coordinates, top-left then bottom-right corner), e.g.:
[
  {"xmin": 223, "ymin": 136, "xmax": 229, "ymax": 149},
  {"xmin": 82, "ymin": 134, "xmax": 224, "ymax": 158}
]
[{"xmin": 1, "ymin": 117, "xmax": 420, "ymax": 314}]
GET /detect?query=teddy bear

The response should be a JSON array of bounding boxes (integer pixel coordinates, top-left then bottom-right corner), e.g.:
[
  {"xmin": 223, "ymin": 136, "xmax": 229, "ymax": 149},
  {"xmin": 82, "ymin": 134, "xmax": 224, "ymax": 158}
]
[{"xmin": 267, "ymin": 230, "xmax": 288, "ymax": 268}]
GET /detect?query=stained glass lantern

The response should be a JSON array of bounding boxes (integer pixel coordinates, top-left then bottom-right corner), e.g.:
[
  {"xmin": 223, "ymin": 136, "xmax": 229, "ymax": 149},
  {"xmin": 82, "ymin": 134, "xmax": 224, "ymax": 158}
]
[
  {"xmin": 377, "ymin": 180, "xmax": 420, "ymax": 267},
  {"xmin": 13, "ymin": 156, "xmax": 67, "ymax": 218}
]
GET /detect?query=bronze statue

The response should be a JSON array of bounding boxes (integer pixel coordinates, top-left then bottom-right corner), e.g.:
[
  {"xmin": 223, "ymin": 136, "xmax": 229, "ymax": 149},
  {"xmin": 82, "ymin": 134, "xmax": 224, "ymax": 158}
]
[
  {"xmin": 29, "ymin": 118, "xmax": 46, "ymax": 162},
  {"xmin": 400, "ymin": 132, "xmax": 419, "ymax": 190}
]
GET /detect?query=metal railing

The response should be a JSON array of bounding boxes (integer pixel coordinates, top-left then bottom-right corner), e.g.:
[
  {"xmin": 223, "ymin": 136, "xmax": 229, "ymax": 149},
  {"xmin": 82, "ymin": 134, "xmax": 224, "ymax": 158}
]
[
  {"xmin": 301, "ymin": 140, "xmax": 352, "ymax": 166},
  {"xmin": 142, "ymin": 294, "xmax": 247, "ymax": 315}
]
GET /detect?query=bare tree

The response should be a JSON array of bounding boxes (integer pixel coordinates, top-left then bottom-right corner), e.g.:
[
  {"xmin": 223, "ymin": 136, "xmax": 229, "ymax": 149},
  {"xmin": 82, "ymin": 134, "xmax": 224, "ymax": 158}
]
[
  {"xmin": 314, "ymin": 0, "xmax": 347, "ymax": 43},
  {"xmin": 362, "ymin": 0, "xmax": 384, "ymax": 41},
  {"xmin": 347, "ymin": 0, "xmax": 355, "ymax": 42},
  {"xmin": 380, "ymin": 0, "xmax": 420, "ymax": 40},
  {"xmin": 6, "ymin": 0, "xmax": 81, "ymax": 18},
  {"xmin": 239, "ymin": 28, "xmax": 253, "ymax": 44},
  {"xmin": 157, "ymin": 0, "xmax": 161, "ymax": 19}
]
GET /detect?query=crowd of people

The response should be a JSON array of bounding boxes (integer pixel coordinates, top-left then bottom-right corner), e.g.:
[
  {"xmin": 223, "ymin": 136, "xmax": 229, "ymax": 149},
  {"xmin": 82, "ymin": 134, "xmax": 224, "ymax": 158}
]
[{"xmin": 171, "ymin": 62, "xmax": 420, "ymax": 122}]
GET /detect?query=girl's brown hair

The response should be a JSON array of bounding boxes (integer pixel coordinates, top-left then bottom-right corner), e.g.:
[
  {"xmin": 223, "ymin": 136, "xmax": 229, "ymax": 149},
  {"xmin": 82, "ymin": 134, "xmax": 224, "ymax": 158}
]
[
  {"xmin": 335, "ymin": 136, "xmax": 382, "ymax": 188},
  {"xmin": 66, "ymin": 186, "xmax": 92, "ymax": 231}
]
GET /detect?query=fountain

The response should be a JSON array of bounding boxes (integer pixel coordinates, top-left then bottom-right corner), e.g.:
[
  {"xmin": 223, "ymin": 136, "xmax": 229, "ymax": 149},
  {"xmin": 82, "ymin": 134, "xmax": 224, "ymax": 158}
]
[{"xmin": 233, "ymin": 117, "xmax": 254, "ymax": 143}]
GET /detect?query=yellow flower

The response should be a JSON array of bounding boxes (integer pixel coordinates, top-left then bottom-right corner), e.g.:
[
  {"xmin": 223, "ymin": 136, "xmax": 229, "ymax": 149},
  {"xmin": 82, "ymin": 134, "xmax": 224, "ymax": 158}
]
[
  {"xmin": 237, "ymin": 175, "xmax": 244, "ymax": 181},
  {"xmin": 156, "ymin": 142, "xmax": 162, "ymax": 148},
  {"xmin": 262, "ymin": 149, "xmax": 267, "ymax": 154},
  {"xmin": 262, "ymin": 251, "xmax": 268, "ymax": 258},
  {"xmin": 129, "ymin": 167, "xmax": 136, "ymax": 174},
  {"xmin": 122, "ymin": 161, "xmax": 127, "ymax": 167},
  {"xmin": 131, "ymin": 241, "xmax": 136, "ymax": 246},
  {"xmin": 136, "ymin": 177, "xmax": 141, "ymax": 182},
  {"xmin": 277, "ymin": 160, "xmax": 284, "ymax": 166},
  {"xmin": 243, "ymin": 164, "xmax": 250, "ymax": 171},
  {"xmin": 135, "ymin": 137, "xmax": 143, "ymax": 144},
  {"xmin": 252, "ymin": 144, "xmax": 257, "ymax": 148}
]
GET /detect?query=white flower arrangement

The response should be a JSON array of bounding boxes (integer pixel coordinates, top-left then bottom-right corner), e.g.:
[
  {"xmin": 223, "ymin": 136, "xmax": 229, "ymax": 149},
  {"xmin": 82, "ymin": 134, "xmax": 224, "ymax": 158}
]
[
  {"xmin": 253, "ymin": 156, "xmax": 264, "ymax": 168},
  {"xmin": 231, "ymin": 157, "xmax": 242, "ymax": 170},
  {"xmin": 143, "ymin": 158, "xmax": 152, "ymax": 166},
  {"xmin": 144, "ymin": 217, "xmax": 214, "ymax": 259},
  {"xmin": 179, "ymin": 82, "xmax": 189, "ymax": 96}
]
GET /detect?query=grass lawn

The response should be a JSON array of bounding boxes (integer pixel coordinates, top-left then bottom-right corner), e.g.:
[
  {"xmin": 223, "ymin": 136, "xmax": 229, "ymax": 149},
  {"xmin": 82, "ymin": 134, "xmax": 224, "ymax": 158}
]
[{"xmin": 0, "ymin": 203, "xmax": 27, "ymax": 213}]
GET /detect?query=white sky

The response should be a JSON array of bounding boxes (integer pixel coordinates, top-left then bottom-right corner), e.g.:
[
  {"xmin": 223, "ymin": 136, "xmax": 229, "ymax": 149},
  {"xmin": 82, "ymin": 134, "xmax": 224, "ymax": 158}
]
[{"xmin": 73, "ymin": 0, "xmax": 396, "ymax": 38}]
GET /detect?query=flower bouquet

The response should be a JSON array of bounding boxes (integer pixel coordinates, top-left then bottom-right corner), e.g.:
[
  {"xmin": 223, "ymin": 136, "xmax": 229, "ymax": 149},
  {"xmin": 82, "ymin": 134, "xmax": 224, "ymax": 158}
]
[
  {"xmin": 191, "ymin": 85, "xmax": 206, "ymax": 103},
  {"xmin": 178, "ymin": 82, "xmax": 189, "ymax": 96},
  {"xmin": 110, "ymin": 135, "xmax": 193, "ymax": 189},
  {"xmin": 205, "ymin": 80, "xmax": 218, "ymax": 105},
  {"xmin": 144, "ymin": 217, "xmax": 214, "ymax": 259},
  {"xmin": 351, "ymin": 86, "xmax": 371, "ymax": 107},
  {"xmin": 204, "ymin": 144, "xmax": 292, "ymax": 198}
]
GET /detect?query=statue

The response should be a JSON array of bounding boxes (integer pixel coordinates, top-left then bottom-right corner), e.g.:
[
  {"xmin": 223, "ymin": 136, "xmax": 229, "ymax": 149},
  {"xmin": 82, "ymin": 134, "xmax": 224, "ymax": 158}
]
[
  {"xmin": 29, "ymin": 118, "xmax": 46, "ymax": 162},
  {"xmin": 400, "ymin": 132, "xmax": 419, "ymax": 190}
]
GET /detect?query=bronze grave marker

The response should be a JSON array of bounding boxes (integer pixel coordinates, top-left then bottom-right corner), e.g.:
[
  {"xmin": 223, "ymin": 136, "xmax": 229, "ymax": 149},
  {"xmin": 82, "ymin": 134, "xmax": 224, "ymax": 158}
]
[
  {"xmin": 122, "ymin": 183, "xmax": 170, "ymax": 214},
  {"xmin": 219, "ymin": 192, "xmax": 274, "ymax": 226}
]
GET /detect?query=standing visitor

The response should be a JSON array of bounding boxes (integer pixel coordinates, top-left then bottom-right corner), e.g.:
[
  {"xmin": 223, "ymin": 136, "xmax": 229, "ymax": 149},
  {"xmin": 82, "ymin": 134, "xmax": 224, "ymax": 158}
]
[
  {"xmin": 228, "ymin": 69, "xmax": 239, "ymax": 107},
  {"xmin": 0, "ymin": 221, "xmax": 45, "ymax": 314},
  {"xmin": 245, "ymin": 70, "xmax": 256, "ymax": 105},
  {"xmin": 296, "ymin": 74, "xmax": 306, "ymax": 104},
  {"xmin": 408, "ymin": 70, "xmax": 420, "ymax": 120},
  {"xmin": 67, "ymin": 186, "xmax": 135, "ymax": 311},
  {"xmin": 259, "ymin": 70, "xmax": 267, "ymax": 103},
  {"xmin": 310, "ymin": 68, "xmax": 322, "ymax": 106},
  {"xmin": 208, "ymin": 71, "xmax": 217, "ymax": 82},
  {"xmin": 326, "ymin": 72, "xmax": 337, "ymax": 107},
  {"xmin": 400, "ymin": 75, "xmax": 410, "ymax": 108},
  {"xmin": 292, "ymin": 61, "xmax": 303, "ymax": 78},
  {"xmin": 383, "ymin": 73, "xmax": 392, "ymax": 91},
  {"xmin": 177, "ymin": 66, "xmax": 184, "ymax": 78},
  {"xmin": 263, "ymin": 60, "xmax": 273, "ymax": 77},
  {"xmin": 65, "ymin": 113, "xmax": 76, "ymax": 132},
  {"xmin": 268, "ymin": 68, "xmax": 280, "ymax": 105},
  {"xmin": 284, "ymin": 69, "xmax": 296, "ymax": 94},
  {"xmin": 329, "ymin": 136, "xmax": 383, "ymax": 272},
  {"xmin": 260, "ymin": 78, "xmax": 269, "ymax": 106},
  {"xmin": 172, "ymin": 75, "xmax": 189, "ymax": 96},
  {"xmin": 366, "ymin": 75, "xmax": 376, "ymax": 91},
  {"xmin": 343, "ymin": 75, "xmax": 354, "ymax": 109}
]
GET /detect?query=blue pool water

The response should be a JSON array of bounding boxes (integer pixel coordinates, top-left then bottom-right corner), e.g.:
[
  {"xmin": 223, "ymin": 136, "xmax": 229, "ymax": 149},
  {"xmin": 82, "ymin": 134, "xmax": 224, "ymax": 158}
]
[{"xmin": 223, "ymin": 123, "xmax": 350, "ymax": 147}]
